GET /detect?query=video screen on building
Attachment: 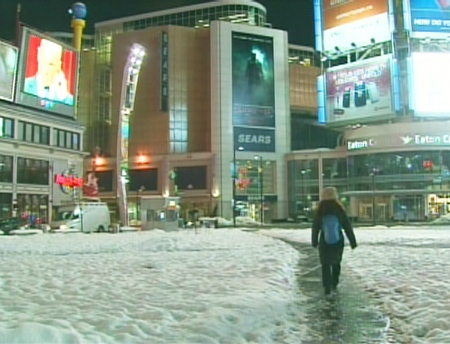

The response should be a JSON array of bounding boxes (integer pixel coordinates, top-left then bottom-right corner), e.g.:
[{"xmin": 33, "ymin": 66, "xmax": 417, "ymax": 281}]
[
  {"xmin": 321, "ymin": 0, "xmax": 391, "ymax": 52},
  {"xmin": 325, "ymin": 56, "xmax": 393, "ymax": 124},
  {"xmin": 411, "ymin": 52, "xmax": 450, "ymax": 117},
  {"xmin": 0, "ymin": 41, "xmax": 18, "ymax": 102},
  {"xmin": 410, "ymin": 0, "xmax": 450, "ymax": 35},
  {"xmin": 232, "ymin": 32, "xmax": 275, "ymax": 128},
  {"xmin": 16, "ymin": 28, "xmax": 78, "ymax": 117}
]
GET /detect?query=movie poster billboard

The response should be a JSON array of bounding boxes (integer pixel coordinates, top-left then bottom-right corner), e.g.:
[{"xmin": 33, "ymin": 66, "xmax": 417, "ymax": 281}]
[
  {"xmin": 410, "ymin": 0, "xmax": 450, "ymax": 35},
  {"xmin": 411, "ymin": 52, "xmax": 450, "ymax": 117},
  {"xmin": 0, "ymin": 41, "xmax": 18, "ymax": 102},
  {"xmin": 321, "ymin": 0, "xmax": 390, "ymax": 52},
  {"xmin": 16, "ymin": 28, "xmax": 78, "ymax": 117},
  {"xmin": 325, "ymin": 56, "xmax": 393, "ymax": 123},
  {"xmin": 232, "ymin": 32, "xmax": 275, "ymax": 128}
]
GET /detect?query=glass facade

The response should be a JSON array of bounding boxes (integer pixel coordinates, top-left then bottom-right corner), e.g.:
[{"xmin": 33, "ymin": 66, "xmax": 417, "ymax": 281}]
[
  {"xmin": 0, "ymin": 116, "xmax": 81, "ymax": 151},
  {"xmin": 0, "ymin": 155, "xmax": 13, "ymax": 183},
  {"xmin": 18, "ymin": 121, "xmax": 50, "ymax": 145},
  {"xmin": 17, "ymin": 157, "xmax": 49, "ymax": 185},
  {"xmin": 288, "ymin": 150, "xmax": 450, "ymax": 223},
  {"xmin": 0, "ymin": 193, "xmax": 12, "ymax": 219},
  {"xmin": 17, "ymin": 194, "xmax": 49, "ymax": 225},
  {"xmin": 52, "ymin": 128, "xmax": 80, "ymax": 150},
  {"xmin": 92, "ymin": 2, "xmax": 268, "ymax": 154}
]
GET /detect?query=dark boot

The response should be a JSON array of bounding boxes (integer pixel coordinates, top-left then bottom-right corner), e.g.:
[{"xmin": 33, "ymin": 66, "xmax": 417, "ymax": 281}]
[
  {"xmin": 331, "ymin": 263, "xmax": 341, "ymax": 289},
  {"xmin": 321, "ymin": 264, "xmax": 332, "ymax": 294}
]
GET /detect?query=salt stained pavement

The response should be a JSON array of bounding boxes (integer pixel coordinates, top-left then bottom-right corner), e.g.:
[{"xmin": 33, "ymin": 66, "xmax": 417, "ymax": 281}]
[
  {"xmin": 263, "ymin": 226, "xmax": 450, "ymax": 344},
  {"xmin": 0, "ymin": 229, "xmax": 306, "ymax": 344}
]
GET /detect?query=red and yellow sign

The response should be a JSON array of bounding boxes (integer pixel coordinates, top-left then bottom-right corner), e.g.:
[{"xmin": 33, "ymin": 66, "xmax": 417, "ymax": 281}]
[{"xmin": 54, "ymin": 171, "xmax": 83, "ymax": 194}]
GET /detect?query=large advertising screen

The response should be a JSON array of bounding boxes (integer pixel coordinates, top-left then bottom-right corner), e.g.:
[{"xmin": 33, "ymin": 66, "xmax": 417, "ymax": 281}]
[
  {"xmin": 0, "ymin": 41, "xmax": 18, "ymax": 102},
  {"xmin": 410, "ymin": 0, "xmax": 450, "ymax": 35},
  {"xmin": 321, "ymin": 0, "xmax": 390, "ymax": 52},
  {"xmin": 232, "ymin": 32, "xmax": 275, "ymax": 128},
  {"xmin": 411, "ymin": 52, "xmax": 450, "ymax": 117},
  {"xmin": 16, "ymin": 28, "xmax": 78, "ymax": 117},
  {"xmin": 325, "ymin": 56, "xmax": 393, "ymax": 123}
]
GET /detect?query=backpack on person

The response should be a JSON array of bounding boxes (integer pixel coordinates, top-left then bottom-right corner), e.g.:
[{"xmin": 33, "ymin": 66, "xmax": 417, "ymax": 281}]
[{"xmin": 321, "ymin": 214, "xmax": 342, "ymax": 245}]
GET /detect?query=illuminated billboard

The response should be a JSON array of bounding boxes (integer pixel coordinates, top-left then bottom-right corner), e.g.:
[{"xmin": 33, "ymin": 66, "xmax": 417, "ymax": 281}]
[
  {"xmin": 0, "ymin": 40, "xmax": 18, "ymax": 102},
  {"xmin": 411, "ymin": 52, "xmax": 450, "ymax": 117},
  {"xmin": 409, "ymin": 0, "xmax": 450, "ymax": 35},
  {"xmin": 234, "ymin": 126, "xmax": 275, "ymax": 152},
  {"xmin": 325, "ymin": 56, "xmax": 393, "ymax": 123},
  {"xmin": 16, "ymin": 28, "xmax": 78, "ymax": 117},
  {"xmin": 232, "ymin": 32, "xmax": 275, "ymax": 128},
  {"xmin": 321, "ymin": 0, "xmax": 391, "ymax": 52}
]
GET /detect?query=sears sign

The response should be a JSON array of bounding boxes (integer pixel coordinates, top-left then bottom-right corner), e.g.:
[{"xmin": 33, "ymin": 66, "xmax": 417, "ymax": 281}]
[{"xmin": 234, "ymin": 126, "xmax": 275, "ymax": 152}]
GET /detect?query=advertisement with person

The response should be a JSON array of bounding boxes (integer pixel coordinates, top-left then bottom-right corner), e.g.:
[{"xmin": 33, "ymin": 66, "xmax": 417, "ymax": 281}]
[
  {"xmin": 411, "ymin": 52, "xmax": 450, "ymax": 117},
  {"xmin": 16, "ymin": 28, "xmax": 78, "ymax": 117},
  {"xmin": 410, "ymin": 0, "xmax": 450, "ymax": 34},
  {"xmin": 325, "ymin": 56, "xmax": 393, "ymax": 123},
  {"xmin": 232, "ymin": 32, "xmax": 275, "ymax": 128},
  {"xmin": 0, "ymin": 41, "xmax": 18, "ymax": 102},
  {"xmin": 321, "ymin": 0, "xmax": 390, "ymax": 52}
]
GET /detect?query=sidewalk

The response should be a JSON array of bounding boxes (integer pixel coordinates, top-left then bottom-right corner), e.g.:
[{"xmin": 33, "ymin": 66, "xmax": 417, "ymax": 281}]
[{"xmin": 283, "ymin": 240, "xmax": 393, "ymax": 343}]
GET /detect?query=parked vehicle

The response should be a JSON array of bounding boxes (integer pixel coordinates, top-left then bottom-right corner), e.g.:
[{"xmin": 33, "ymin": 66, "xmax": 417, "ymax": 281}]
[
  {"xmin": 0, "ymin": 217, "xmax": 20, "ymax": 235},
  {"xmin": 51, "ymin": 202, "xmax": 111, "ymax": 233}
]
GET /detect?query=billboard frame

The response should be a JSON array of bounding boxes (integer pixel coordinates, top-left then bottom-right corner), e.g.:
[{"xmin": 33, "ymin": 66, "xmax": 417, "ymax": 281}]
[
  {"xmin": 15, "ymin": 26, "xmax": 80, "ymax": 118},
  {"xmin": 319, "ymin": 0, "xmax": 392, "ymax": 53},
  {"xmin": 322, "ymin": 54, "xmax": 397, "ymax": 126},
  {"xmin": 405, "ymin": 0, "xmax": 450, "ymax": 38},
  {"xmin": 0, "ymin": 39, "xmax": 19, "ymax": 102}
]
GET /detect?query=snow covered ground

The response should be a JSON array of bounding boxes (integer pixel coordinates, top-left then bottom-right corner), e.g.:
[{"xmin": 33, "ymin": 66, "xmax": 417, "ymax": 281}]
[
  {"xmin": 1, "ymin": 226, "xmax": 450, "ymax": 343},
  {"xmin": 263, "ymin": 225, "xmax": 450, "ymax": 344},
  {"xmin": 0, "ymin": 229, "xmax": 304, "ymax": 344}
]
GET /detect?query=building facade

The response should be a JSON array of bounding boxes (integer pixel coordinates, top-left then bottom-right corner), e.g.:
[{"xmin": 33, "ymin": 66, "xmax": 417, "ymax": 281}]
[
  {"xmin": 284, "ymin": 0, "xmax": 450, "ymax": 223},
  {"xmin": 82, "ymin": 0, "xmax": 320, "ymax": 223},
  {"xmin": 0, "ymin": 102, "xmax": 85, "ymax": 225},
  {"xmin": 0, "ymin": 29, "xmax": 86, "ymax": 225}
]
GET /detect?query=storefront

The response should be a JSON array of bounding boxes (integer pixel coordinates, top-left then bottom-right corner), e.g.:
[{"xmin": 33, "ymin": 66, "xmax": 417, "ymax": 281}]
[{"xmin": 287, "ymin": 121, "xmax": 450, "ymax": 222}]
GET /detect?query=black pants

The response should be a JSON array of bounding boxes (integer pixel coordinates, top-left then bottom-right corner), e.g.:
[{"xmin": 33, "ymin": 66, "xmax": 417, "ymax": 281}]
[{"xmin": 321, "ymin": 263, "xmax": 341, "ymax": 290}]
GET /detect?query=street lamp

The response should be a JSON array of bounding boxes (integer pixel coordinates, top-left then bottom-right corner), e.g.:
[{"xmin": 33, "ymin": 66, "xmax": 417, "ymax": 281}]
[
  {"xmin": 232, "ymin": 146, "xmax": 244, "ymax": 227},
  {"xmin": 137, "ymin": 185, "xmax": 145, "ymax": 222},
  {"xmin": 370, "ymin": 168, "xmax": 379, "ymax": 226},
  {"xmin": 254, "ymin": 155, "xmax": 263, "ymax": 226},
  {"xmin": 301, "ymin": 169, "xmax": 306, "ymax": 214}
]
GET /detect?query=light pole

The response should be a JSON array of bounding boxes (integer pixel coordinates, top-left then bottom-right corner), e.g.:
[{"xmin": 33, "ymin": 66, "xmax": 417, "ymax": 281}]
[
  {"xmin": 232, "ymin": 146, "xmax": 244, "ymax": 227},
  {"xmin": 137, "ymin": 185, "xmax": 145, "ymax": 222},
  {"xmin": 370, "ymin": 168, "xmax": 379, "ymax": 226},
  {"xmin": 301, "ymin": 170, "xmax": 306, "ymax": 215},
  {"xmin": 254, "ymin": 155, "xmax": 263, "ymax": 225}
]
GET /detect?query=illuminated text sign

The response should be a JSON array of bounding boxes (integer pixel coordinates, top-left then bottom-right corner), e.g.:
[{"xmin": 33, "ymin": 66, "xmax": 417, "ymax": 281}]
[{"xmin": 347, "ymin": 138, "xmax": 375, "ymax": 151}]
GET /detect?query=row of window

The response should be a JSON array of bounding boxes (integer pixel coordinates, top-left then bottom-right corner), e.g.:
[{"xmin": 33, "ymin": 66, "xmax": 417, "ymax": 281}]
[
  {"xmin": 289, "ymin": 151, "xmax": 450, "ymax": 181},
  {"xmin": 121, "ymin": 6, "xmax": 266, "ymax": 32},
  {"xmin": 0, "ymin": 116, "xmax": 81, "ymax": 151},
  {"xmin": 0, "ymin": 155, "xmax": 49, "ymax": 185},
  {"xmin": 288, "ymin": 151, "xmax": 450, "ymax": 209}
]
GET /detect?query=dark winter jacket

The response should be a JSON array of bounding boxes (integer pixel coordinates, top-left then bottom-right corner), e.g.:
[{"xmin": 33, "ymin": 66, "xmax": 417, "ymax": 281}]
[{"xmin": 312, "ymin": 200, "xmax": 357, "ymax": 264}]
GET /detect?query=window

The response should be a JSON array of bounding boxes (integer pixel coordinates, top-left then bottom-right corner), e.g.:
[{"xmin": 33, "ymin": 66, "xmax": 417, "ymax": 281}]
[
  {"xmin": 18, "ymin": 121, "xmax": 50, "ymax": 145},
  {"xmin": 17, "ymin": 157, "xmax": 49, "ymax": 185},
  {"xmin": 0, "ymin": 117, "xmax": 14, "ymax": 139},
  {"xmin": 0, "ymin": 155, "xmax": 13, "ymax": 183},
  {"xmin": 52, "ymin": 129, "xmax": 81, "ymax": 150}
]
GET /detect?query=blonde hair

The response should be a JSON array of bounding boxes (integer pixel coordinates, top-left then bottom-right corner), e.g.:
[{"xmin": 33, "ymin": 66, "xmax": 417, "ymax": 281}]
[{"xmin": 321, "ymin": 187, "xmax": 338, "ymax": 201}]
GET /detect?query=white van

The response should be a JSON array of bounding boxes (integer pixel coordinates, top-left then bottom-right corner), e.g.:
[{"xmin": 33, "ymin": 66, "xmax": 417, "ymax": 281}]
[{"xmin": 51, "ymin": 202, "xmax": 111, "ymax": 233}]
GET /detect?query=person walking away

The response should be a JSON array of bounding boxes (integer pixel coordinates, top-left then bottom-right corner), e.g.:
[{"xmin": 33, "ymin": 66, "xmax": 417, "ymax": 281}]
[{"xmin": 311, "ymin": 187, "xmax": 357, "ymax": 295}]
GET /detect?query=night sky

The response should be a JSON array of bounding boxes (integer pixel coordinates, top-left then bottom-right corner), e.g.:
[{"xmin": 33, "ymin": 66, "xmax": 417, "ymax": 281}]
[{"xmin": 0, "ymin": 0, "xmax": 314, "ymax": 47}]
